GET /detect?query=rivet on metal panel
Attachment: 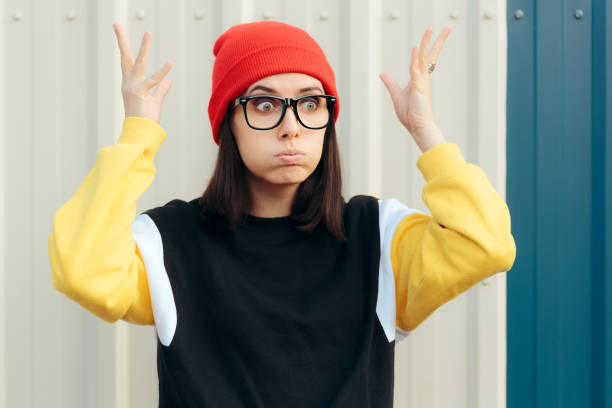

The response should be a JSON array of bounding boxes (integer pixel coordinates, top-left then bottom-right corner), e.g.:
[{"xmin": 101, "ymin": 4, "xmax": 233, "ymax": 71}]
[
  {"xmin": 390, "ymin": 9, "xmax": 400, "ymax": 20},
  {"xmin": 194, "ymin": 9, "xmax": 205, "ymax": 20},
  {"xmin": 514, "ymin": 9, "xmax": 524, "ymax": 20},
  {"xmin": 262, "ymin": 10, "xmax": 273, "ymax": 20},
  {"xmin": 12, "ymin": 11, "xmax": 23, "ymax": 21},
  {"xmin": 136, "ymin": 10, "xmax": 146, "ymax": 20},
  {"xmin": 449, "ymin": 11, "xmax": 460, "ymax": 20},
  {"xmin": 484, "ymin": 10, "xmax": 494, "ymax": 20},
  {"xmin": 574, "ymin": 9, "xmax": 584, "ymax": 19},
  {"xmin": 319, "ymin": 11, "xmax": 329, "ymax": 21},
  {"xmin": 66, "ymin": 10, "xmax": 77, "ymax": 21}
]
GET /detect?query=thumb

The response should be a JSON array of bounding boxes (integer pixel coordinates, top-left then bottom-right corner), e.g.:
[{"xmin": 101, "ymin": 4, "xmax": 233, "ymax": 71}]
[{"xmin": 379, "ymin": 72, "xmax": 401, "ymax": 108}]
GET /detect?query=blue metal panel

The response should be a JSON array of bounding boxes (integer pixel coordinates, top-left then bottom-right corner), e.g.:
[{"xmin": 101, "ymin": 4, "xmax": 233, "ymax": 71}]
[
  {"xmin": 592, "ymin": 1, "xmax": 612, "ymax": 407},
  {"xmin": 506, "ymin": 1, "xmax": 537, "ymax": 406},
  {"xmin": 606, "ymin": 2, "xmax": 612, "ymax": 404},
  {"xmin": 507, "ymin": 0, "xmax": 611, "ymax": 406}
]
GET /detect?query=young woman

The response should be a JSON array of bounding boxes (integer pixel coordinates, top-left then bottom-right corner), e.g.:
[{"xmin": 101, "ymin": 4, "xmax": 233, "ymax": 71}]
[{"xmin": 48, "ymin": 20, "xmax": 516, "ymax": 407}]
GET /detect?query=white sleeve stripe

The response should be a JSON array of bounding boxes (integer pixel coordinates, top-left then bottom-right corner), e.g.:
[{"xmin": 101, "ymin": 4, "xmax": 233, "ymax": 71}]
[
  {"xmin": 377, "ymin": 198, "xmax": 424, "ymax": 344},
  {"xmin": 131, "ymin": 213, "xmax": 177, "ymax": 347}
]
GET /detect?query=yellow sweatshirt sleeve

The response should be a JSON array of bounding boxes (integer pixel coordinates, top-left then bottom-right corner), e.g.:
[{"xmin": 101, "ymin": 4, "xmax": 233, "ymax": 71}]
[
  {"xmin": 391, "ymin": 142, "xmax": 516, "ymax": 331},
  {"xmin": 48, "ymin": 116, "xmax": 167, "ymax": 325}
]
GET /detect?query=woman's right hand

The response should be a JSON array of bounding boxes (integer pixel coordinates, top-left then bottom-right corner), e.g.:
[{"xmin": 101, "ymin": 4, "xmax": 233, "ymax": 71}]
[{"xmin": 113, "ymin": 23, "xmax": 173, "ymax": 123}]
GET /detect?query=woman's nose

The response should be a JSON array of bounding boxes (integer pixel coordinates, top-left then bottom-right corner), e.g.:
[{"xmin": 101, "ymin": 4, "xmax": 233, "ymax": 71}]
[{"xmin": 277, "ymin": 106, "xmax": 300, "ymax": 138}]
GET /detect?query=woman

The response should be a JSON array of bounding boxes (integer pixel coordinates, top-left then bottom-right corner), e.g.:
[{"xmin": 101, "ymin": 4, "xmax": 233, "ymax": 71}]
[{"xmin": 48, "ymin": 20, "xmax": 516, "ymax": 407}]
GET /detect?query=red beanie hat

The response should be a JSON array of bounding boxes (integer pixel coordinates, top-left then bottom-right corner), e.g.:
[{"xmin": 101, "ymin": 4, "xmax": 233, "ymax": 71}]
[{"xmin": 207, "ymin": 20, "xmax": 340, "ymax": 146}]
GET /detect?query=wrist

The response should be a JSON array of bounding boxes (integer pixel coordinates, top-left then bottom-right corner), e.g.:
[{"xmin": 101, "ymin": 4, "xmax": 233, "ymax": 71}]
[{"xmin": 413, "ymin": 124, "xmax": 447, "ymax": 153}]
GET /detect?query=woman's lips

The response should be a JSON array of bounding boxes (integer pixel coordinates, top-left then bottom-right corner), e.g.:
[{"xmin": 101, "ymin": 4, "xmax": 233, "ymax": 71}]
[{"xmin": 277, "ymin": 153, "xmax": 304, "ymax": 164}]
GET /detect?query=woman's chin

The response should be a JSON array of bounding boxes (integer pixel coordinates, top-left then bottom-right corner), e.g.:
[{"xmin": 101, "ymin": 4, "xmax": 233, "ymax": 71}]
[{"xmin": 269, "ymin": 167, "xmax": 311, "ymax": 184}]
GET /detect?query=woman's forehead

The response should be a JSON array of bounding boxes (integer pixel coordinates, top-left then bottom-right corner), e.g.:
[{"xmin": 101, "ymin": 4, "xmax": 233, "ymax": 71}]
[{"xmin": 245, "ymin": 73, "xmax": 323, "ymax": 93}]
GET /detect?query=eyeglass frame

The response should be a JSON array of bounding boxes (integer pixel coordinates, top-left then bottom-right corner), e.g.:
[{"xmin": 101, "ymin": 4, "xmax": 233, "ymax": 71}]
[{"xmin": 231, "ymin": 94, "xmax": 337, "ymax": 130}]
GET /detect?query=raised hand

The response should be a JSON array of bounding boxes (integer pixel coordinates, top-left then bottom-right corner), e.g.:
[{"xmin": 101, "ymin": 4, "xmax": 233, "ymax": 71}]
[
  {"xmin": 379, "ymin": 27, "xmax": 451, "ymax": 152},
  {"xmin": 113, "ymin": 23, "xmax": 174, "ymax": 124}
]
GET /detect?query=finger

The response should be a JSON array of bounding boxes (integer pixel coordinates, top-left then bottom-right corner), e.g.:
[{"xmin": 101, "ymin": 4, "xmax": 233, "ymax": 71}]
[
  {"xmin": 410, "ymin": 45, "xmax": 419, "ymax": 76},
  {"xmin": 144, "ymin": 60, "xmax": 174, "ymax": 91},
  {"xmin": 429, "ymin": 26, "xmax": 452, "ymax": 62},
  {"xmin": 379, "ymin": 72, "xmax": 402, "ymax": 107},
  {"xmin": 419, "ymin": 28, "xmax": 433, "ymax": 69},
  {"xmin": 153, "ymin": 78, "xmax": 173, "ymax": 101},
  {"xmin": 134, "ymin": 30, "xmax": 151, "ymax": 76},
  {"xmin": 113, "ymin": 23, "xmax": 134, "ymax": 75}
]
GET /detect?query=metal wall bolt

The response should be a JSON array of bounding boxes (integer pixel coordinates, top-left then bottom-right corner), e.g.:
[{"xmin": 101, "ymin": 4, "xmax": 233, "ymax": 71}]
[
  {"xmin": 136, "ymin": 9, "xmax": 145, "ymax": 20},
  {"xmin": 319, "ymin": 11, "xmax": 329, "ymax": 21},
  {"xmin": 574, "ymin": 9, "xmax": 584, "ymax": 19},
  {"xmin": 484, "ymin": 10, "xmax": 494, "ymax": 20},
  {"xmin": 450, "ymin": 10, "xmax": 460, "ymax": 19},
  {"xmin": 194, "ymin": 9, "xmax": 205, "ymax": 20},
  {"xmin": 514, "ymin": 9, "xmax": 524, "ymax": 20},
  {"xmin": 66, "ymin": 10, "xmax": 77, "ymax": 21},
  {"xmin": 390, "ymin": 9, "xmax": 400, "ymax": 20},
  {"xmin": 12, "ymin": 11, "xmax": 23, "ymax": 21},
  {"xmin": 262, "ymin": 10, "xmax": 272, "ymax": 20}
]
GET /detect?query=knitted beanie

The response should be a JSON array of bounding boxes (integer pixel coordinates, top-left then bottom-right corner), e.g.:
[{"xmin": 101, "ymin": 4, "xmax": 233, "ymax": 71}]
[{"xmin": 207, "ymin": 20, "xmax": 340, "ymax": 146}]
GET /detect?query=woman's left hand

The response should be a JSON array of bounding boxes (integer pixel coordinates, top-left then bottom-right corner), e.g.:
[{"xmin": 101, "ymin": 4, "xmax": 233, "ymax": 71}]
[{"xmin": 380, "ymin": 27, "xmax": 451, "ymax": 152}]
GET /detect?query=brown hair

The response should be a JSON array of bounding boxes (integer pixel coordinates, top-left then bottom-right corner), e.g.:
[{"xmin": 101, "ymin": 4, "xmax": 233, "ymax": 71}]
[{"xmin": 198, "ymin": 106, "xmax": 347, "ymax": 241}]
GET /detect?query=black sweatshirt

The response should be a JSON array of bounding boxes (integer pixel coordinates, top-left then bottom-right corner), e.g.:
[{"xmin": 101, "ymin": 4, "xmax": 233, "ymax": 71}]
[{"xmin": 140, "ymin": 195, "xmax": 395, "ymax": 406}]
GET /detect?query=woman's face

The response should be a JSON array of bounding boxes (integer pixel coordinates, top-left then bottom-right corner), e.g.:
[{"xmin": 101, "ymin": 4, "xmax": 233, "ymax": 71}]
[{"xmin": 230, "ymin": 72, "xmax": 327, "ymax": 190}]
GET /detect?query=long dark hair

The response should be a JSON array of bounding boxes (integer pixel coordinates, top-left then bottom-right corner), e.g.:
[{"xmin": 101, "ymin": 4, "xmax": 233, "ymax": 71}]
[{"xmin": 198, "ymin": 104, "xmax": 347, "ymax": 241}]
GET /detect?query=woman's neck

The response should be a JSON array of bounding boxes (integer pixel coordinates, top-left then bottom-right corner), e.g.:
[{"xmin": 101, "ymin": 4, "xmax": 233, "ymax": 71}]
[{"xmin": 248, "ymin": 177, "xmax": 299, "ymax": 218}]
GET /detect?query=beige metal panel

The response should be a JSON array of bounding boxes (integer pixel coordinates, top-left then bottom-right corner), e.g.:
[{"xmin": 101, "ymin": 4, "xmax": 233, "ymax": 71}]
[
  {"xmin": 4, "ymin": 4, "xmax": 33, "ymax": 407},
  {"xmin": 176, "ymin": 0, "xmax": 218, "ymax": 201},
  {"xmin": 0, "ymin": 1, "xmax": 5, "ymax": 408},
  {"xmin": 475, "ymin": 0, "xmax": 508, "ymax": 406},
  {"xmin": 4, "ymin": 1, "xmax": 62, "ymax": 407},
  {"xmin": 343, "ymin": 0, "xmax": 382, "ymax": 198},
  {"xmin": 220, "ymin": 0, "xmax": 244, "ymax": 29}
]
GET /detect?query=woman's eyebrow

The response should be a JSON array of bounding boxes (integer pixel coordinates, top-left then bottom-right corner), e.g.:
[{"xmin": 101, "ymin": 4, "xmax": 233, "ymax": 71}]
[{"xmin": 247, "ymin": 85, "xmax": 324, "ymax": 95}]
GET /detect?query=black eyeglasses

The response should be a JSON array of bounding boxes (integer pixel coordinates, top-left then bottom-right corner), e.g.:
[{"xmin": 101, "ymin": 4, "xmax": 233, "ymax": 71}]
[{"xmin": 232, "ymin": 94, "xmax": 337, "ymax": 130}]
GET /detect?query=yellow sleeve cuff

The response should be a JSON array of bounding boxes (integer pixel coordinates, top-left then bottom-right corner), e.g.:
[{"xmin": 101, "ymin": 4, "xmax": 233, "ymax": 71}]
[
  {"xmin": 416, "ymin": 142, "xmax": 466, "ymax": 182},
  {"xmin": 117, "ymin": 117, "xmax": 167, "ymax": 160}
]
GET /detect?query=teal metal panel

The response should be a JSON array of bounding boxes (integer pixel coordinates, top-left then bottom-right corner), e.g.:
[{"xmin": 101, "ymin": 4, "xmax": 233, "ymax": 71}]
[
  {"xmin": 606, "ymin": 2, "xmax": 612, "ymax": 403},
  {"xmin": 592, "ymin": 2, "xmax": 605, "ymax": 407},
  {"xmin": 593, "ymin": 1, "xmax": 612, "ymax": 407},
  {"xmin": 507, "ymin": 0, "xmax": 611, "ymax": 406},
  {"xmin": 506, "ymin": 1, "xmax": 536, "ymax": 406}
]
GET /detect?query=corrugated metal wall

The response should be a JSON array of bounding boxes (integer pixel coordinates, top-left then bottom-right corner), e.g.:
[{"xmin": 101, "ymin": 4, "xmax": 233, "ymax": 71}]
[
  {"xmin": 0, "ymin": 0, "xmax": 509, "ymax": 407},
  {"xmin": 506, "ymin": 0, "xmax": 612, "ymax": 406}
]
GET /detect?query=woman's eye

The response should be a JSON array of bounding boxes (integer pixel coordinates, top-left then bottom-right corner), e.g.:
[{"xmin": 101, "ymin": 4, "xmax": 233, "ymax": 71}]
[
  {"xmin": 255, "ymin": 100, "xmax": 273, "ymax": 112},
  {"xmin": 252, "ymin": 97, "xmax": 278, "ymax": 112},
  {"xmin": 300, "ymin": 98, "xmax": 319, "ymax": 111}
]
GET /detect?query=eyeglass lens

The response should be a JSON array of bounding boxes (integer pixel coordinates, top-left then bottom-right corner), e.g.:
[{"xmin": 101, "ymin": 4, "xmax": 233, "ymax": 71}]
[{"xmin": 245, "ymin": 96, "xmax": 330, "ymax": 129}]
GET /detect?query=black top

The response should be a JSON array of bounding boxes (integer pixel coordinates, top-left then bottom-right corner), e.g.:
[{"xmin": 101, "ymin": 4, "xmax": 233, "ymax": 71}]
[{"xmin": 142, "ymin": 194, "xmax": 395, "ymax": 407}]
